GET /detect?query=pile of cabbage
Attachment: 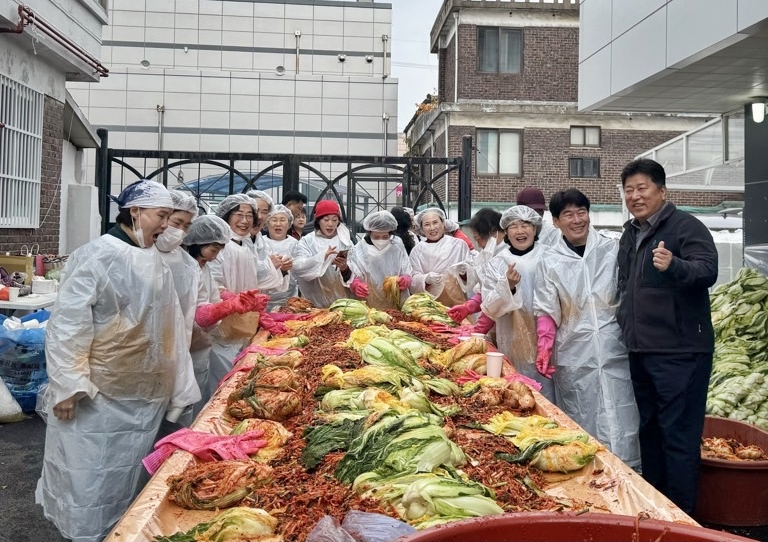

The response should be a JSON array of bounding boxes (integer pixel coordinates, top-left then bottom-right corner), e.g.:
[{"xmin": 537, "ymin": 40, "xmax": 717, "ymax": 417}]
[{"xmin": 707, "ymin": 268, "xmax": 768, "ymax": 429}]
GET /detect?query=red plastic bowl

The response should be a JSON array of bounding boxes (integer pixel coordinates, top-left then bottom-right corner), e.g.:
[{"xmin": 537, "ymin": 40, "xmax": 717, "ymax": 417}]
[{"xmin": 396, "ymin": 512, "xmax": 757, "ymax": 542}]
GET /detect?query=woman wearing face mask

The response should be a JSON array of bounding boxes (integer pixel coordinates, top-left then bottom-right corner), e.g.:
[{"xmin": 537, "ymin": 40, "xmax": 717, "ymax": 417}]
[
  {"xmin": 207, "ymin": 194, "xmax": 276, "ymax": 395},
  {"xmin": 409, "ymin": 208, "xmax": 470, "ymax": 307},
  {"xmin": 481, "ymin": 205, "xmax": 555, "ymax": 402},
  {"xmin": 447, "ymin": 208, "xmax": 505, "ymax": 334},
  {"xmin": 292, "ymin": 199, "xmax": 354, "ymax": 308},
  {"xmin": 37, "ymin": 180, "xmax": 200, "ymax": 542},
  {"xmin": 347, "ymin": 210, "xmax": 413, "ymax": 310},
  {"xmin": 263, "ymin": 204, "xmax": 298, "ymax": 311}
]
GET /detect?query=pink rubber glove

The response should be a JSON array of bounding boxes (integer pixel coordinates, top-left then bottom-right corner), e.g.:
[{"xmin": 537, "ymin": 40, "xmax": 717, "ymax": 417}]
[
  {"xmin": 195, "ymin": 297, "xmax": 246, "ymax": 328},
  {"xmin": 350, "ymin": 277, "xmax": 369, "ymax": 298},
  {"xmin": 465, "ymin": 294, "xmax": 482, "ymax": 314},
  {"xmin": 447, "ymin": 303, "xmax": 471, "ymax": 324},
  {"xmin": 220, "ymin": 290, "xmax": 235, "ymax": 301},
  {"xmin": 239, "ymin": 291, "xmax": 269, "ymax": 313},
  {"xmin": 474, "ymin": 313, "xmax": 495, "ymax": 335},
  {"xmin": 536, "ymin": 315, "xmax": 557, "ymax": 378},
  {"xmin": 398, "ymin": 275, "xmax": 412, "ymax": 290},
  {"xmin": 259, "ymin": 313, "xmax": 288, "ymax": 335}
]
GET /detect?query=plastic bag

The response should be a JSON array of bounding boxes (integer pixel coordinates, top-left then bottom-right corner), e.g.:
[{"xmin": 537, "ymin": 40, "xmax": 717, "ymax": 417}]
[
  {"xmin": 342, "ymin": 511, "xmax": 416, "ymax": 542},
  {"xmin": 0, "ymin": 376, "xmax": 24, "ymax": 423},
  {"xmin": 306, "ymin": 516, "xmax": 356, "ymax": 542},
  {"xmin": 0, "ymin": 311, "xmax": 49, "ymax": 412},
  {"xmin": 35, "ymin": 381, "xmax": 50, "ymax": 424}
]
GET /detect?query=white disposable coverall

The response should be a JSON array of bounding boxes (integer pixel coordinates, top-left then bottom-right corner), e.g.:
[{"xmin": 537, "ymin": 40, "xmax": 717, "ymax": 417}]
[
  {"xmin": 533, "ymin": 229, "xmax": 641, "ymax": 467},
  {"xmin": 36, "ymin": 234, "xmax": 199, "ymax": 542},
  {"xmin": 263, "ymin": 236, "xmax": 298, "ymax": 311},
  {"xmin": 191, "ymin": 264, "xmax": 222, "ymax": 412},
  {"xmin": 409, "ymin": 235, "xmax": 470, "ymax": 307},
  {"xmin": 292, "ymin": 232, "xmax": 353, "ymax": 308},
  {"xmin": 482, "ymin": 243, "xmax": 556, "ymax": 402},
  {"xmin": 240, "ymin": 232, "xmax": 285, "ymax": 292},
  {"xmin": 465, "ymin": 236, "xmax": 506, "ymax": 297},
  {"xmin": 538, "ymin": 220, "xmax": 561, "ymax": 246},
  {"xmin": 347, "ymin": 236, "xmax": 413, "ymax": 310}
]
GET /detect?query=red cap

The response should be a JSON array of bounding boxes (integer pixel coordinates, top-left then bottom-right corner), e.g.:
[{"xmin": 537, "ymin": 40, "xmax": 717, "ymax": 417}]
[
  {"xmin": 314, "ymin": 199, "xmax": 342, "ymax": 220},
  {"xmin": 516, "ymin": 187, "xmax": 546, "ymax": 211}
]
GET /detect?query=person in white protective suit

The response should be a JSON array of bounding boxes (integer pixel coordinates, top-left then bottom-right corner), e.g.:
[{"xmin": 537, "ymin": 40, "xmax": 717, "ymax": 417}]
[
  {"xmin": 207, "ymin": 194, "xmax": 282, "ymax": 396},
  {"xmin": 516, "ymin": 186, "xmax": 560, "ymax": 246},
  {"xmin": 154, "ymin": 189, "xmax": 200, "ymax": 429},
  {"xmin": 182, "ymin": 215, "xmax": 267, "ymax": 414},
  {"xmin": 533, "ymin": 189, "xmax": 640, "ymax": 467},
  {"xmin": 481, "ymin": 206, "xmax": 556, "ymax": 402},
  {"xmin": 263, "ymin": 204, "xmax": 298, "ymax": 311},
  {"xmin": 446, "ymin": 208, "xmax": 506, "ymax": 334},
  {"xmin": 36, "ymin": 180, "xmax": 201, "ymax": 542},
  {"xmin": 347, "ymin": 210, "xmax": 413, "ymax": 310},
  {"xmin": 245, "ymin": 190, "xmax": 290, "ymax": 289},
  {"xmin": 409, "ymin": 208, "xmax": 470, "ymax": 307},
  {"xmin": 292, "ymin": 199, "xmax": 354, "ymax": 308}
]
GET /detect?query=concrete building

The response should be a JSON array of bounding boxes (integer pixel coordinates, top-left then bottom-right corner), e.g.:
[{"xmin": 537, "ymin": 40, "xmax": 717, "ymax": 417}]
[
  {"xmin": 578, "ymin": 0, "xmax": 768, "ymax": 266},
  {"xmin": 403, "ymin": 0, "xmax": 735, "ymax": 227},
  {"xmin": 67, "ymin": 0, "xmax": 399, "ymax": 203},
  {"xmin": 1, "ymin": 0, "xmax": 106, "ymax": 254}
]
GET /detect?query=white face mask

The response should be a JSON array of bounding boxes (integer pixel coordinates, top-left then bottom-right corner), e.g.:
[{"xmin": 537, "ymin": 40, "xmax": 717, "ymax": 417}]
[
  {"xmin": 372, "ymin": 238, "xmax": 391, "ymax": 251},
  {"xmin": 132, "ymin": 209, "xmax": 146, "ymax": 249},
  {"xmin": 155, "ymin": 226, "xmax": 186, "ymax": 253}
]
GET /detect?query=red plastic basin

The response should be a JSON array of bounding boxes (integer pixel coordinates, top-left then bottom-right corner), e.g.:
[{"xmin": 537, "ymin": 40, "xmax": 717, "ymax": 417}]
[
  {"xmin": 695, "ymin": 416, "xmax": 768, "ymax": 526},
  {"xmin": 396, "ymin": 512, "xmax": 757, "ymax": 542}
]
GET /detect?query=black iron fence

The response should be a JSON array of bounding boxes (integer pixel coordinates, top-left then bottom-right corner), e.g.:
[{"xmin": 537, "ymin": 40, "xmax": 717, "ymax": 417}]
[{"xmin": 95, "ymin": 129, "xmax": 473, "ymax": 235}]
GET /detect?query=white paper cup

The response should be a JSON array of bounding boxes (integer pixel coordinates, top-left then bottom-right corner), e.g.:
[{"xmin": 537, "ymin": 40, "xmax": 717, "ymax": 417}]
[
  {"xmin": 471, "ymin": 332, "xmax": 486, "ymax": 339},
  {"xmin": 457, "ymin": 336, "xmax": 471, "ymax": 342},
  {"xmin": 485, "ymin": 352, "xmax": 504, "ymax": 378},
  {"xmin": 8, "ymin": 287, "xmax": 20, "ymax": 302}
]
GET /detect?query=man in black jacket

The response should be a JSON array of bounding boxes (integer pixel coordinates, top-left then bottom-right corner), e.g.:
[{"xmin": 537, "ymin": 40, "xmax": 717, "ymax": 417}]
[{"xmin": 617, "ymin": 158, "xmax": 718, "ymax": 515}]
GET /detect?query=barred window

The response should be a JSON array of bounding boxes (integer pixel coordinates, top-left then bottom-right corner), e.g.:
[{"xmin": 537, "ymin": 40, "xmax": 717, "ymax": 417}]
[{"xmin": 0, "ymin": 74, "xmax": 44, "ymax": 228}]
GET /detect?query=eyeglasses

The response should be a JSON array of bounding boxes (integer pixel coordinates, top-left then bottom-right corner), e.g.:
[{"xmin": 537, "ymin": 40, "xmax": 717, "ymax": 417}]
[{"xmin": 232, "ymin": 212, "xmax": 255, "ymax": 222}]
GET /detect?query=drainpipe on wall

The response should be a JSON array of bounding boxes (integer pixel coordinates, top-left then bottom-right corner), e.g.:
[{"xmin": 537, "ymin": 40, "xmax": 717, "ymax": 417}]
[
  {"xmin": 157, "ymin": 104, "xmax": 165, "ymax": 168},
  {"xmin": 444, "ymin": 113, "xmax": 450, "ymax": 208},
  {"xmin": 295, "ymin": 30, "xmax": 301, "ymax": 74},
  {"xmin": 453, "ymin": 11, "xmax": 459, "ymax": 103},
  {"xmin": 382, "ymin": 113, "xmax": 390, "ymax": 156},
  {"xmin": 382, "ymin": 34, "xmax": 389, "ymax": 78}
]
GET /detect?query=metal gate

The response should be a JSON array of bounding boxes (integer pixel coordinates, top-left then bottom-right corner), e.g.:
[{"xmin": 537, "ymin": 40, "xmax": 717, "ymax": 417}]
[{"xmin": 95, "ymin": 129, "xmax": 473, "ymax": 235}]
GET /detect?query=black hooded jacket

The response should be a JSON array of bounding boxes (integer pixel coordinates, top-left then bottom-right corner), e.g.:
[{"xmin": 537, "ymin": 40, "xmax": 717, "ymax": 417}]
[{"xmin": 616, "ymin": 203, "xmax": 718, "ymax": 354}]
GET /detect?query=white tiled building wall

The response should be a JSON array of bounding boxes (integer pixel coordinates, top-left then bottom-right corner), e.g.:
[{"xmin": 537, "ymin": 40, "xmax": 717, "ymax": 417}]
[{"xmin": 68, "ymin": 0, "xmax": 398, "ymax": 193}]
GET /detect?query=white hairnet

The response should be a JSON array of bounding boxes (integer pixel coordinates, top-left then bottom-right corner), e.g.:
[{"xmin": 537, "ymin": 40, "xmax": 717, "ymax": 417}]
[
  {"xmin": 168, "ymin": 189, "xmax": 198, "ymax": 216},
  {"xmin": 110, "ymin": 179, "xmax": 173, "ymax": 209},
  {"xmin": 404, "ymin": 208, "xmax": 415, "ymax": 219},
  {"xmin": 216, "ymin": 194, "xmax": 258, "ymax": 218},
  {"xmin": 246, "ymin": 190, "xmax": 274, "ymax": 212},
  {"xmin": 363, "ymin": 210, "xmax": 398, "ymax": 232},
  {"xmin": 185, "ymin": 215, "xmax": 231, "ymax": 245},
  {"xmin": 500, "ymin": 205, "xmax": 543, "ymax": 234},
  {"xmin": 268, "ymin": 204, "xmax": 293, "ymax": 227},
  {"xmin": 414, "ymin": 207, "xmax": 446, "ymax": 229}
]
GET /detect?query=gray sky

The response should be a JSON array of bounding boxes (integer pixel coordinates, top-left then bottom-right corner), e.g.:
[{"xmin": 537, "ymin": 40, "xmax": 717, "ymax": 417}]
[{"xmin": 388, "ymin": 0, "xmax": 443, "ymax": 131}]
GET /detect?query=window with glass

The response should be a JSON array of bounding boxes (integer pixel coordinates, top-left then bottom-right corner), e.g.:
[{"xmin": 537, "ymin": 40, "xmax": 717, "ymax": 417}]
[
  {"xmin": 478, "ymin": 27, "xmax": 522, "ymax": 74},
  {"xmin": 476, "ymin": 129, "xmax": 522, "ymax": 176},
  {"xmin": 568, "ymin": 157, "xmax": 600, "ymax": 178},
  {"xmin": 570, "ymin": 126, "xmax": 601, "ymax": 147}
]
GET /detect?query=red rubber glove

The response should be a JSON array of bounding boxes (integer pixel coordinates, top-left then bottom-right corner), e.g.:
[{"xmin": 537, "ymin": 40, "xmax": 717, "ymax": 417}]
[
  {"xmin": 398, "ymin": 275, "xmax": 412, "ymax": 291},
  {"xmin": 350, "ymin": 277, "xmax": 369, "ymax": 298},
  {"xmin": 239, "ymin": 291, "xmax": 269, "ymax": 313},
  {"xmin": 447, "ymin": 303, "xmax": 471, "ymax": 324},
  {"xmin": 536, "ymin": 315, "xmax": 557, "ymax": 378},
  {"xmin": 220, "ymin": 290, "xmax": 235, "ymax": 301},
  {"xmin": 473, "ymin": 312, "xmax": 495, "ymax": 335},
  {"xmin": 195, "ymin": 297, "xmax": 246, "ymax": 328},
  {"xmin": 258, "ymin": 313, "xmax": 288, "ymax": 335}
]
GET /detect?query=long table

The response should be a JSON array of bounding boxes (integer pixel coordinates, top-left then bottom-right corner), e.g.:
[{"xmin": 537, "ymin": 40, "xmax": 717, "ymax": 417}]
[{"xmin": 105, "ymin": 329, "xmax": 694, "ymax": 541}]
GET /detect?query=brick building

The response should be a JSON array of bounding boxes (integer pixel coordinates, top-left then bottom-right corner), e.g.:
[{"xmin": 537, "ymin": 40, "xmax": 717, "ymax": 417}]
[
  {"xmin": 403, "ymin": 0, "xmax": 744, "ymax": 226},
  {"xmin": 1, "ymin": 1, "xmax": 105, "ymax": 255}
]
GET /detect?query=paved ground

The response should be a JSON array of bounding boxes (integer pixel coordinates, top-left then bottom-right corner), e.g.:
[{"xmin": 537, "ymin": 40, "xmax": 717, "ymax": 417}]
[{"xmin": 1, "ymin": 415, "xmax": 767, "ymax": 542}]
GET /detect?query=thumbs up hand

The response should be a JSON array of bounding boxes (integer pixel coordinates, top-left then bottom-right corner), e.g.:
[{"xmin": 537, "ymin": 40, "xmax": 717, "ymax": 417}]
[{"xmin": 652, "ymin": 240, "xmax": 672, "ymax": 272}]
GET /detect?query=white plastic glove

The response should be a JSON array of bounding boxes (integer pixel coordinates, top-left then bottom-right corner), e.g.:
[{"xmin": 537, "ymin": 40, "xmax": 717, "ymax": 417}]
[
  {"xmin": 453, "ymin": 262, "xmax": 467, "ymax": 275},
  {"xmin": 425, "ymin": 272, "xmax": 444, "ymax": 285}
]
